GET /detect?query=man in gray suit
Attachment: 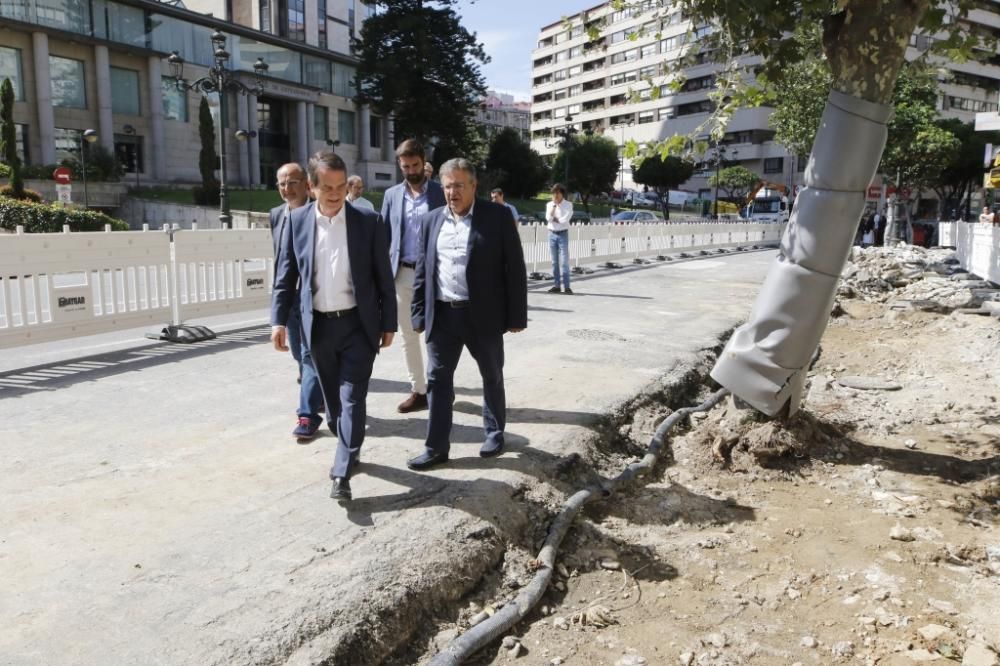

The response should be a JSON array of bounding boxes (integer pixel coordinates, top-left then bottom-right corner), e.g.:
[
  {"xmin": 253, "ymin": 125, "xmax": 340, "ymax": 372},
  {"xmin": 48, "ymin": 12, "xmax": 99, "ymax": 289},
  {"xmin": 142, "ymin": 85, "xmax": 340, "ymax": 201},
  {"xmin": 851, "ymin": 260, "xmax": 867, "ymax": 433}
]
[
  {"xmin": 380, "ymin": 139, "xmax": 446, "ymax": 414},
  {"xmin": 269, "ymin": 163, "xmax": 324, "ymax": 441},
  {"xmin": 271, "ymin": 151, "xmax": 397, "ymax": 502}
]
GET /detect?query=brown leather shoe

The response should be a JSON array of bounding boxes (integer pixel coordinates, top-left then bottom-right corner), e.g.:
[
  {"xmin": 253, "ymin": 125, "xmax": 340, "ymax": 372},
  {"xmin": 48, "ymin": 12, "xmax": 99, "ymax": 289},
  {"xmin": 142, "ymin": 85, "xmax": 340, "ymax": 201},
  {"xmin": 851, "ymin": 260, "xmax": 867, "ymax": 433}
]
[{"xmin": 397, "ymin": 391, "xmax": 428, "ymax": 413}]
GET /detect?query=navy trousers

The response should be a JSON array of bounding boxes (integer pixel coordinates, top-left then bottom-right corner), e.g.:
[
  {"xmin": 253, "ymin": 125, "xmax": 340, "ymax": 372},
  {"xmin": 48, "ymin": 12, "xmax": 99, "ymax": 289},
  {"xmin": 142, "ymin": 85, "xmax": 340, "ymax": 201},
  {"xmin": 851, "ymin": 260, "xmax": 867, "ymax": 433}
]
[
  {"xmin": 287, "ymin": 299, "xmax": 324, "ymax": 423},
  {"xmin": 423, "ymin": 304, "xmax": 506, "ymax": 456},
  {"xmin": 309, "ymin": 310, "xmax": 376, "ymax": 479}
]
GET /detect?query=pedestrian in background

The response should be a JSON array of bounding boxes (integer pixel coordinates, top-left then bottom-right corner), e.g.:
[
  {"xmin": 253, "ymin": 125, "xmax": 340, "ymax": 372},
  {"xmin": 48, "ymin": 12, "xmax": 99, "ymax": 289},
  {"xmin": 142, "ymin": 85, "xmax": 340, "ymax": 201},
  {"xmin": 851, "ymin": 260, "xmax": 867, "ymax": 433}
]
[
  {"xmin": 546, "ymin": 183, "xmax": 573, "ymax": 294},
  {"xmin": 270, "ymin": 163, "xmax": 324, "ymax": 441},
  {"xmin": 490, "ymin": 188, "xmax": 519, "ymax": 224},
  {"xmin": 346, "ymin": 175, "xmax": 375, "ymax": 212},
  {"xmin": 407, "ymin": 158, "xmax": 527, "ymax": 471}
]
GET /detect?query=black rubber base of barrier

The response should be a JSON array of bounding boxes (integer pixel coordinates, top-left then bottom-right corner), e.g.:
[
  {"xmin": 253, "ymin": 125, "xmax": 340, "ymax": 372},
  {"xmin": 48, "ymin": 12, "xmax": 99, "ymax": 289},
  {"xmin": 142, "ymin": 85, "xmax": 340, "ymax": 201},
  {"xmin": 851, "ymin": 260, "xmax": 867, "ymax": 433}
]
[{"xmin": 146, "ymin": 324, "xmax": 218, "ymax": 344}]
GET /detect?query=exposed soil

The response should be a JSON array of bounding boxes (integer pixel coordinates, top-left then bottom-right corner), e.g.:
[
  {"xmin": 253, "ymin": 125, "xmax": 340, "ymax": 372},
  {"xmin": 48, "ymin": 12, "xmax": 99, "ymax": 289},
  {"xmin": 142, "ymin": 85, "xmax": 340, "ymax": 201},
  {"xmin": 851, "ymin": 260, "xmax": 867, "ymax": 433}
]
[{"xmin": 413, "ymin": 247, "xmax": 1000, "ymax": 666}]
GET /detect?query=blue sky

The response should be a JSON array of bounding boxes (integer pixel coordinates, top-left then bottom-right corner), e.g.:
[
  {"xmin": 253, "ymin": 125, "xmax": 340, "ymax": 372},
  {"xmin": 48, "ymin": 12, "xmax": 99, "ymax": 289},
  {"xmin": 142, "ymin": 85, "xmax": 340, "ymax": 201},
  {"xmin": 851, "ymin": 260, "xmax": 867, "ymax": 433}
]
[{"xmin": 455, "ymin": 0, "xmax": 586, "ymax": 101}]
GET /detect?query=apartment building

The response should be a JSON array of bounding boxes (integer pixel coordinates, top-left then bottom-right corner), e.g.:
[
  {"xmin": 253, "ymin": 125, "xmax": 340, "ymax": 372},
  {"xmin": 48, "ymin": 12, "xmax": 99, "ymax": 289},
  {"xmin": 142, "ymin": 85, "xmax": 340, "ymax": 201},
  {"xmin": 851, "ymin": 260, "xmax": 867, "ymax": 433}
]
[
  {"xmin": 530, "ymin": 1, "xmax": 1000, "ymax": 198},
  {"xmin": 0, "ymin": 0, "xmax": 396, "ymax": 189},
  {"xmin": 476, "ymin": 90, "xmax": 531, "ymax": 143}
]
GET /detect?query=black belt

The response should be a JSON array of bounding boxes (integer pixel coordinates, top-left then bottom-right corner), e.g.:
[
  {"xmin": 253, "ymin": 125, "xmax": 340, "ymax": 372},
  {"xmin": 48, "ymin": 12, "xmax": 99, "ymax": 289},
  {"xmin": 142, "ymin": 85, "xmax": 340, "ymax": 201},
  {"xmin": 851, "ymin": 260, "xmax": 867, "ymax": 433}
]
[
  {"xmin": 436, "ymin": 300, "xmax": 470, "ymax": 309},
  {"xmin": 313, "ymin": 307, "xmax": 357, "ymax": 318},
  {"xmin": 551, "ymin": 229, "xmax": 569, "ymax": 234},
  {"xmin": 400, "ymin": 261, "xmax": 417, "ymax": 269}
]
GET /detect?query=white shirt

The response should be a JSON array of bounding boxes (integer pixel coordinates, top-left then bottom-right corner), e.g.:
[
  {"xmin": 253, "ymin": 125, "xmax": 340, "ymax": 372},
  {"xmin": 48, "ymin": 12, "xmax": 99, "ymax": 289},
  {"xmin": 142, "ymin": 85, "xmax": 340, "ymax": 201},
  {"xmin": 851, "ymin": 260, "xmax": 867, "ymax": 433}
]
[
  {"xmin": 436, "ymin": 204, "xmax": 473, "ymax": 302},
  {"xmin": 979, "ymin": 210, "xmax": 994, "ymax": 225},
  {"xmin": 347, "ymin": 196, "xmax": 375, "ymax": 212},
  {"xmin": 312, "ymin": 204, "xmax": 356, "ymax": 312},
  {"xmin": 546, "ymin": 199, "xmax": 573, "ymax": 232}
]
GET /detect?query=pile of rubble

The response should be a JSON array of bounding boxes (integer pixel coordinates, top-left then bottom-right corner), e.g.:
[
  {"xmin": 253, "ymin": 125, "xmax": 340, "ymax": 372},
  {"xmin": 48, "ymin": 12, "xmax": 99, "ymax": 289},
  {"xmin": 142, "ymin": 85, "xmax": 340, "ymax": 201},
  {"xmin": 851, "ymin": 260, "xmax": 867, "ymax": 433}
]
[{"xmin": 838, "ymin": 245, "xmax": 1000, "ymax": 315}]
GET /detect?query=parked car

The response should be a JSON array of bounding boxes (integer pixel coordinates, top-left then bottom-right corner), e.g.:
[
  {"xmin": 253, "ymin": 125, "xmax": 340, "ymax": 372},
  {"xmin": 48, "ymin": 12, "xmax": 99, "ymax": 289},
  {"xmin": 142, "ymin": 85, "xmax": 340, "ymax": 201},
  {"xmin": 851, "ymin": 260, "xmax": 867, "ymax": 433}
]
[
  {"xmin": 570, "ymin": 211, "xmax": 592, "ymax": 224},
  {"xmin": 518, "ymin": 213, "xmax": 543, "ymax": 225},
  {"xmin": 612, "ymin": 210, "xmax": 659, "ymax": 224}
]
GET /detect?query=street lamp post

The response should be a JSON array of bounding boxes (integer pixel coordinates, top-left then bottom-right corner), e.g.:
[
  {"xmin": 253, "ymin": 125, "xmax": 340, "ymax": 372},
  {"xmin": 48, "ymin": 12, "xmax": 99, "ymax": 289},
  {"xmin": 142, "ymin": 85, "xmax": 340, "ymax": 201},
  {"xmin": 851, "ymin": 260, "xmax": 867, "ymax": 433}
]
[
  {"xmin": 617, "ymin": 120, "xmax": 635, "ymax": 198},
  {"xmin": 80, "ymin": 129, "xmax": 98, "ymax": 209},
  {"xmin": 712, "ymin": 142, "xmax": 727, "ymax": 219},
  {"xmin": 167, "ymin": 33, "xmax": 268, "ymax": 228}
]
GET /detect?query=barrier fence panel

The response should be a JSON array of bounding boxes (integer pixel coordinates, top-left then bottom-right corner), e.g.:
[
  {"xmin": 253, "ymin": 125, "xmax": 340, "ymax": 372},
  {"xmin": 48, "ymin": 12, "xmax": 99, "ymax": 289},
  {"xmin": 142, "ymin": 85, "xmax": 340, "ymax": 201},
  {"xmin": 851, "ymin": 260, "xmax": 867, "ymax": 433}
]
[
  {"xmin": 171, "ymin": 229, "xmax": 274, "ymax": 321},
  {"xmin": 0, "ymin": 229, "xmax": 173, "ymax": 349}
]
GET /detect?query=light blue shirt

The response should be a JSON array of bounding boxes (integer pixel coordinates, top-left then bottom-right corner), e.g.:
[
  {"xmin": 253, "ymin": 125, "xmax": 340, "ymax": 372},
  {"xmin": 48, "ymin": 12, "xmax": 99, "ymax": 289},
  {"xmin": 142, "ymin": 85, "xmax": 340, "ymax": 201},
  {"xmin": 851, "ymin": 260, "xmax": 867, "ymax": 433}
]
[
  {"xmin": 401, "ymin": 181, "xmax": 430, "ymax": 263},
  {"xmin": 435, "ymin": 204, "xmax": 473, "ymax": 302},
  {"xmin": 505, "ymin": 202, "xmax": 519, "ymax": 220}
]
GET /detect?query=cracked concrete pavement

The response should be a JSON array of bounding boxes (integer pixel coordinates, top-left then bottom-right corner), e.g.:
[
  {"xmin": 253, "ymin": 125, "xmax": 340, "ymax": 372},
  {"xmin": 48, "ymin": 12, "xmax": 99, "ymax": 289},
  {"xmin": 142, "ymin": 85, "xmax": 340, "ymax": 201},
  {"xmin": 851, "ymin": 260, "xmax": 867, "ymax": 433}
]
[{"xmin": 0, "ymin": 251, "xmax": 773, "ymax": 665}]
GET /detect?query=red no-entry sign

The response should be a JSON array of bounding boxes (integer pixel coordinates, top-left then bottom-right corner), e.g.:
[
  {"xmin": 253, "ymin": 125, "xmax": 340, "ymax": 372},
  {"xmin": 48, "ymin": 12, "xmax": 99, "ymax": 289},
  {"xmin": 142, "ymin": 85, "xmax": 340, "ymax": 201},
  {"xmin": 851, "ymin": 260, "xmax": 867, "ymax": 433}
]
[{"xmin": 52, "ymin": 167, "xmax": 72, "ymax": 184}]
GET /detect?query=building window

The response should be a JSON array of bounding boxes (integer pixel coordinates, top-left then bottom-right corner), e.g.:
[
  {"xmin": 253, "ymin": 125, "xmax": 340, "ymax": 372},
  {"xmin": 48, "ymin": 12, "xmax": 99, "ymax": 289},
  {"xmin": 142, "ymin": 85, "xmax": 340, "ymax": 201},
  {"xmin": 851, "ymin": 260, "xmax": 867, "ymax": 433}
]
[
  {"xmin": 370, "ymin": 116, "xmax": 381, "ymax": 148},
  {"xmin": 338, "ymin": 109, "xmax": 356, "ymax": 144},
  {"xmin": 110, "ymin": 67, "xmax": 140, "ymax": 115},
  {"xmin": 332, "ymin": 63, "xmax": 355, "ymax": 97},
  {"xmin": 54, "ymin": 127, "xmax": 82, "ymax": 163},
  {"xmin": 0, "ymin": 47, "xmax": 23, "ymax": 101},
  {"xmin": 638, "ymin": 110, "xmax": 655, "ymax": 124},
  {"xmin": 797, "ymin": 155, "xmax": 807, "ymax": 172},
  {"xmin": 314, "ymin": 105, "xmax": 328, "ymax": 141},
  {"xmin": 279, "ymin": 0, "xmax": 305, "ymax": 42},
  {"xmin": 317, "ymin": 0, "xmax": 327, "ymax": 49},
  {"xmin": 14, "ymin": 123, "xmax": 29, "ymax": 162},
  {"xmin": 763, "ymin": 157, "xmax": 784, "ymax": 174},
  {"xmin": 260, "ymin": 0, "xmax": 271, "ymax": 33},
  {"xmin": 162, "ymin": 77, "xmax": 188, "ymax": 121},
  {"xmin": 114, "ymin": 133, "xmax": 143, "ymax": 173},
  {"xmin": 50, "ymin": 56, "xmax": 86, "ymax": 109}
]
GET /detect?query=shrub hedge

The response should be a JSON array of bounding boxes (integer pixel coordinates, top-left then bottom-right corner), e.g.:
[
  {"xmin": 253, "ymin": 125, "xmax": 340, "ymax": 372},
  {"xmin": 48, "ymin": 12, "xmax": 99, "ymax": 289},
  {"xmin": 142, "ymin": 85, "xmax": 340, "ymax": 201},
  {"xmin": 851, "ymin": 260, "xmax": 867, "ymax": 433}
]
[{"xmin": 0, "ymin": 197, "xmax": 130, "ymax": 232}]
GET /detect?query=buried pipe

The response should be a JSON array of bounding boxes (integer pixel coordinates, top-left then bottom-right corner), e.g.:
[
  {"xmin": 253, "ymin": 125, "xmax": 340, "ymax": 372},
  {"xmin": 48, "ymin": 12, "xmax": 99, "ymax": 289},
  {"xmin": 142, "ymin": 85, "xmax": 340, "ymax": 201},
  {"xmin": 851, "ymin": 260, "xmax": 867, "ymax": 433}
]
[{"xmin": 429, "ymin": 387, "xmax": 731, "ymax": 665}]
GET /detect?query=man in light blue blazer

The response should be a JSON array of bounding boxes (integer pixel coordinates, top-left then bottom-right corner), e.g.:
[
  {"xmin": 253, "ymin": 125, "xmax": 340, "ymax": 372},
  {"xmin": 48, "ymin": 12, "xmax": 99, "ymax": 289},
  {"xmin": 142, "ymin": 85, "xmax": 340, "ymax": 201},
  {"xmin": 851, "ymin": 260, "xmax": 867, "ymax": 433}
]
[
  {"xmin": 271, "ymin": 151, "xmax": 397, "ymax": 502},
  {"xmin": 380, "ymin": 138, "xmax": 446, "ymax": 414}
]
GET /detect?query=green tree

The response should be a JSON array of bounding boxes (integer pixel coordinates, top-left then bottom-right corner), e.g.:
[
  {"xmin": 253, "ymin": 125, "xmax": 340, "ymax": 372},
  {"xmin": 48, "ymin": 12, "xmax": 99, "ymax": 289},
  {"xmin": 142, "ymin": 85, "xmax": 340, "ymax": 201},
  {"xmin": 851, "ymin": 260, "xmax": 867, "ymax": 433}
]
[
  {"xmin": 196, "ymin": 96, "xmax": 219, "ymax": 205},
  {"xmin": 484, "ymin": 128, "xmax": 549, "ymax": 199},
  {"xmin": 932, "ymin": 119, "xmax": 999, "ymax": 220},
  {"xmin": 631, "ymin": 154, "xmax": 695, "ymax": 197},
  {"xmin": 707, "ymin": 165, "xmax": 759, "ymax": 203},
  {"xmin": 551, "ymin": 134, "xmax": 619, "ymax": 212},
  {"xmin": 0, "ymin": 78, "xmax": 24, "ymax": 198},
  {"xmin": 355, "ymin": 0, "xmax": 489, "ymax": 156}
]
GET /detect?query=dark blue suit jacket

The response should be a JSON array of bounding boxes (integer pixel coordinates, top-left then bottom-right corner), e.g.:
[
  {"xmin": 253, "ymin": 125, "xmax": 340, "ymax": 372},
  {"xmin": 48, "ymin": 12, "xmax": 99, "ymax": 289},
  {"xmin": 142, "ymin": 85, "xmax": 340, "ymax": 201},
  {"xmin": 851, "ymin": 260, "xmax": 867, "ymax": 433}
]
[
  {"xmin": 269, "ymin": 203, "xmax": 288, "ymax": 258},
  {"xmin": 412, "ymin": 199, "xmax": 527, "ymax": 338},
  {"xmin": 271, "ymin": 201, "xmax": 397, "ymax": 353},
  {"xmin": 380, "ymin": 179, "xmax": 446, "ymax": 276}
]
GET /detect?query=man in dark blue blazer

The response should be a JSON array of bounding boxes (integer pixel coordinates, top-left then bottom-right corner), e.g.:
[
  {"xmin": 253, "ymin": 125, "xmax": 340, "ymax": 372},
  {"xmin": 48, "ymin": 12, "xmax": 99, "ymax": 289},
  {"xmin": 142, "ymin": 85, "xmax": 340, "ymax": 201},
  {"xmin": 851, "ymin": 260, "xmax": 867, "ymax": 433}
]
[
  {"xmin": 269, "ymin": 162, "xmax": 324, "ymax": 441},
  {"xmin": 380, "ymin": 139, "xmax": 446, "ymax": 414},
  {"xmin": 271, "ymin": 151, "xmax": 397, "ymax": 501},
  {"xmin": 408, "ymin": 158, "xmax": 527, "ymax": 470}
]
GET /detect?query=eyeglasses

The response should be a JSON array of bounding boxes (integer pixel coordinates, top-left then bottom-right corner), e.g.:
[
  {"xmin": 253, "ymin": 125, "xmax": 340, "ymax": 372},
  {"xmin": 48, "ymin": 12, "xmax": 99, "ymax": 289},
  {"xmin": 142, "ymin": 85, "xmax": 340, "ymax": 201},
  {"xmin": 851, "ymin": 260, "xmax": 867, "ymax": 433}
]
[{"xmin": 277, "ymin": 179, "xmax": 301, "ymax": 188}]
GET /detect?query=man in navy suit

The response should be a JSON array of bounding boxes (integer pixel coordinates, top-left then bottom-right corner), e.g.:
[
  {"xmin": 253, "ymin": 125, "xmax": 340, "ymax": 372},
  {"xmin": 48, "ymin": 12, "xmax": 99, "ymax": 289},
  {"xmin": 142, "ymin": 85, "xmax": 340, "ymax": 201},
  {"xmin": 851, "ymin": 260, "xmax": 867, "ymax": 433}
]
[
  {"xmin": 408, "ymin": 158, "xmax": 528, "ymax": 470},
  {"xmin": 380, "ymin": 139, "xmax": 446, "ymax": 414},
  {"xmin": 269, "ymin": 162, "xmax": 324, "ymax": 441},
  {"xmin": 271, "ymin": 151, "xmax": 397, "ymax": 501}
]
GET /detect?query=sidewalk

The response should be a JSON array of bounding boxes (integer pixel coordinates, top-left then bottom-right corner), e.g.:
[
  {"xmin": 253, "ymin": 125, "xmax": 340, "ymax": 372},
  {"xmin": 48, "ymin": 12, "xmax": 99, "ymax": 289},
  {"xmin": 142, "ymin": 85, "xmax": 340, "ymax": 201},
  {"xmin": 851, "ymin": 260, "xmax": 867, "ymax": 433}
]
[{"xmin": 0, "ymin": 251, "xmax": 774, "ymax": 665}]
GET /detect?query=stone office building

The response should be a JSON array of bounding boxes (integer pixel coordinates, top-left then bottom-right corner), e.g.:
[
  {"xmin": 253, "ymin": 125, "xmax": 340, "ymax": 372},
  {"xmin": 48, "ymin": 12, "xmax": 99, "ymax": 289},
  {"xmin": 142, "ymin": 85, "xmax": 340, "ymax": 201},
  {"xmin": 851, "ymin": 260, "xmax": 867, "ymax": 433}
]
[{"xmin": 0, "ymin": 0, "xmax": 395, "ymax": 189}]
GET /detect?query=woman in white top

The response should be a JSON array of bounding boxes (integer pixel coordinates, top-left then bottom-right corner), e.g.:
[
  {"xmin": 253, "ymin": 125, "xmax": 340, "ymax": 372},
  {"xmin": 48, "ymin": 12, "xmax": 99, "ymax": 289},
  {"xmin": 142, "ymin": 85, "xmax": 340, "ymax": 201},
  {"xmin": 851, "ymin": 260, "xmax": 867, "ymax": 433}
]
[{"xmin": 545, "ymin": 183, "xmax": 574, "ymax": 294}]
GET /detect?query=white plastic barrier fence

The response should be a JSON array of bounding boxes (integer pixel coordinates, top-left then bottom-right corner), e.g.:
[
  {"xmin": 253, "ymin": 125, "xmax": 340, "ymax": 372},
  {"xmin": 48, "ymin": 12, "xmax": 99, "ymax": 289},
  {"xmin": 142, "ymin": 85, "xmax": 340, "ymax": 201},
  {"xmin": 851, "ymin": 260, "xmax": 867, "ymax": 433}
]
[
  {"xmin": 0, "ymin": 221, "xmax": 783, "ymax": 349},
  {"xmin": 520, "ymin": 221, "xmax": 785, "ymax": 271},
  {"xmin": 938, "ymin": 222, "xmax": 1000, "ymax": 285},
  {"xmin": 0, "ymin": 228, "xmax": 173, "ymax": 348},
  {"xmin": 170, "ymin": 228, "xmax": 274, "ymax": 321}
]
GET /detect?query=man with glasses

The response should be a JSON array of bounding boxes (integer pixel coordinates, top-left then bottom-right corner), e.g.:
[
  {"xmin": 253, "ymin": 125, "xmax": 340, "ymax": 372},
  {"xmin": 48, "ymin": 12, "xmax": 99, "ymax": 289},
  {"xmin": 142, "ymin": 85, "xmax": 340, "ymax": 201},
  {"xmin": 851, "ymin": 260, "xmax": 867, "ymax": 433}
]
[
  {"xmin": 346, "ymin": 175, "xmax": 375, "ymax": 212},
  {"xmin": 270, "ymin": 163, "xmax": 324, "ymax": 442}
]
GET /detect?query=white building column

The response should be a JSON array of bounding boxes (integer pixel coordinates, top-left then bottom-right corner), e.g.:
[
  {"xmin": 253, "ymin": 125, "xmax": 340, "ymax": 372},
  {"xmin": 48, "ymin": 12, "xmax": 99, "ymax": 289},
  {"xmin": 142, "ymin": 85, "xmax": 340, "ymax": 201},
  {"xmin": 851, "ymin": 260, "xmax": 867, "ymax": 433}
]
[
  {"xmin": 382, "ymin": 117, "xmax": 396, "ymax": 162},
  {"xmin": 247, "ymin": 93, "xmax": 260, "ymax": 187},
  {"xmin": 359, "ymin": 104, "xmax": 371, "ymax": 162},
  {"xmin": 94, "ymin": 45, "xmax": 114, "ymax": 153},
  {"xmin": 147, "ymin": 56, "xmax": 165, "ymax": 181},
  {"xmin": 32, "ymin": 32, "xmax": 55, "ymax": 165},
  {"xmin": 237, "ymin": 93, "xmax": 250, "ymax": 186},
  {"xmin": 296, "ymin": 100, "xmax": 309, "ymax": 164}
]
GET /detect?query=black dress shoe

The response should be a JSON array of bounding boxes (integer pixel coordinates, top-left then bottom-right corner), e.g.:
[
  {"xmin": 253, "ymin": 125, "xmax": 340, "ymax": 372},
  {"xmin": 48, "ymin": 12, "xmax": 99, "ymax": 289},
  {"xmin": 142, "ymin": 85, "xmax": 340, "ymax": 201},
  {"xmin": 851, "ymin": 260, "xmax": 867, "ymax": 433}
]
[
  {"xmin": 406, "ymin": 451, "xmax": 449, "ymax": 471},
  {"xmin": 480, "ymin": 438, "xmax": 505, "ymax": 458},
  {"xmin": 330, "ymin": 477, "xmax": 352, "ymax": 501}
]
